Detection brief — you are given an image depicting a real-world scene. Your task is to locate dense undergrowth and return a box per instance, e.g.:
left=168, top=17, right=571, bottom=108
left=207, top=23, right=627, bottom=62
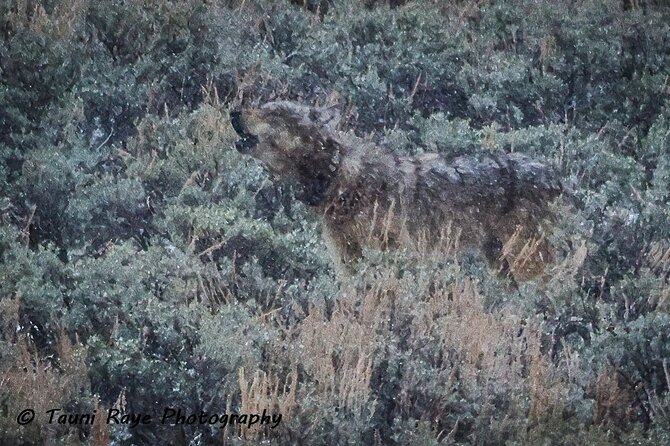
left=1, top=0, right=669, bottom=444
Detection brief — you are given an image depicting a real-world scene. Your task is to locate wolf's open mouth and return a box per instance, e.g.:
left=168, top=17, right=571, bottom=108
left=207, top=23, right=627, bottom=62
left=230, top=111, right=258, bottom=153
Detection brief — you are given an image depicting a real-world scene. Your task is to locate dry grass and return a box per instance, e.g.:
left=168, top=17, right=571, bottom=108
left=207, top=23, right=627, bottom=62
left=401, top=274, right=536, bottom=430
left=294, top=282, right=388, bottom=417
left=237, top=365, right=298, bottom=440
left=259, top=241, right=587, bottom=441
left=0, top=295, right=92, bottom=443
left=5, top=0, right=87, bottom=39
left=258, top=228, right=607, bottom=442
left=647, top=242, right=670, bottom=275
left=91, top=398, right=111, bottom=446
left=647, top=242, right=670, bottom=311
left=527, top=342, right=567, bottom=426
left=593, top=366, right=635, bottom=431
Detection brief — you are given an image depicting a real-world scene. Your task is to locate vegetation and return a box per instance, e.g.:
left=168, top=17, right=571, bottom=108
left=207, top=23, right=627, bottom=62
left=1, top=0, right=669, bottom=444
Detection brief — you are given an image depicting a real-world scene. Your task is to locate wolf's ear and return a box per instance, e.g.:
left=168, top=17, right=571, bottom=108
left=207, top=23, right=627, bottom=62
left=308, top=106, right=341, bottom=132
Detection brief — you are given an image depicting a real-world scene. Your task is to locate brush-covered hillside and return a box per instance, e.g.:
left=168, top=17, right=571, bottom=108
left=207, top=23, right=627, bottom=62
left=1, top=0, right=669, bottom=444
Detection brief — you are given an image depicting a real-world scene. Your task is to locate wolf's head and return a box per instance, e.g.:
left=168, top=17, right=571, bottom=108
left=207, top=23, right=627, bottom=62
left=230, top=101, right=342, bottom=206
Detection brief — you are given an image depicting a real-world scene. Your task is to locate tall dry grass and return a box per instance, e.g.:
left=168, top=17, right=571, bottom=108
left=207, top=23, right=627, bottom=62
left=0, top=294, right=93, bottom=443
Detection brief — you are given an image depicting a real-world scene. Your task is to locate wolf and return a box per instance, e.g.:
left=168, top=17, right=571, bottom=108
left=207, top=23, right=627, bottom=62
left=230, top=101, right=562, bottom=281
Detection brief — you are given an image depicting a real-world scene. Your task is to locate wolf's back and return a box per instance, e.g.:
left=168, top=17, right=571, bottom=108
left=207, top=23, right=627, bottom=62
left=418, top=151, right=562, bottom=218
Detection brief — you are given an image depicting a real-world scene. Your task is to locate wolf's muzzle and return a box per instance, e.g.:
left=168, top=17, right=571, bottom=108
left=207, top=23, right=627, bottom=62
left=230, top=110, right=258, bottom=154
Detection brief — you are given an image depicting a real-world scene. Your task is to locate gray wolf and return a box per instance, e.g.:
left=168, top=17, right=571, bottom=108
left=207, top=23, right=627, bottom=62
left=230, top=101, right=562, bottom=281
